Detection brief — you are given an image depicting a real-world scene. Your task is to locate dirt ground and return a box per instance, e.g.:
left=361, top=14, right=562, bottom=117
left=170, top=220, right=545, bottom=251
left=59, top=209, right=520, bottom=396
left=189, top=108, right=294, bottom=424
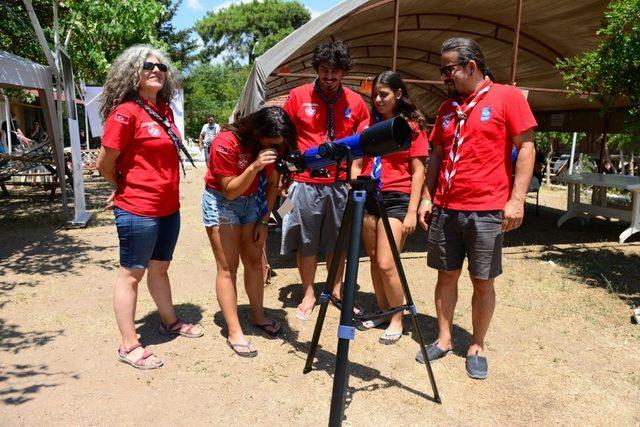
left=1, top=165, right=639, bottom=426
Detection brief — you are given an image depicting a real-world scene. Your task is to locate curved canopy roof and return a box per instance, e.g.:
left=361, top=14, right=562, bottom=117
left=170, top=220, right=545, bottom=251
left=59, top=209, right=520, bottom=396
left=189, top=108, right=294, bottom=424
left=235, top=0, right=615, bottom=130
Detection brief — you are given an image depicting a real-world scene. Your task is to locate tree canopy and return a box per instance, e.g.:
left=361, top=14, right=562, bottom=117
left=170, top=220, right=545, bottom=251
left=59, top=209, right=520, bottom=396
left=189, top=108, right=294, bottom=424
left=557, top=0, right=640, bottom=133
left=195, top=0, right=310, bottom=65
left=182, top=63, right=250, bottom=137
left=0, top=0, right=189, bottom=84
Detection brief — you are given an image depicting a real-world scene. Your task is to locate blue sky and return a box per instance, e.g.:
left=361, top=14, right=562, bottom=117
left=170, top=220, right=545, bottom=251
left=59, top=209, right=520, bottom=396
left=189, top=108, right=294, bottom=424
left=172, top=0, right=342, bottom=31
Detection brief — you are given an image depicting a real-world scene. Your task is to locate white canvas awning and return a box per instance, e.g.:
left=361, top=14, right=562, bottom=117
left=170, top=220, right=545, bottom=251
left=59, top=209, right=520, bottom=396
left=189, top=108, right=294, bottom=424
left=234, top=0, right=623, bottom=131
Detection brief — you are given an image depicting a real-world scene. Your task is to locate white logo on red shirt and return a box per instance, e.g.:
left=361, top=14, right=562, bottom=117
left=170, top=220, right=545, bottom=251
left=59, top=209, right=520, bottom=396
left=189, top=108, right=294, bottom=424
left=216, top=145, right=229, bottom=154
left=237, top=154, right=250, bottom=169
left=303, top=103, right=317, bottom=117
left=442, top=113, right=454, bottom=129
left=147, top=126, right=161, bottom=137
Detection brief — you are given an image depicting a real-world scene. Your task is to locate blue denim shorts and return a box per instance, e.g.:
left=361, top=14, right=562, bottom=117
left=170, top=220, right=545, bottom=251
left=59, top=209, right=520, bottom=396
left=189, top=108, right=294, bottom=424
left=202, top=187, right=259, bottom=227
left=114, top=207, right=181, bottom=269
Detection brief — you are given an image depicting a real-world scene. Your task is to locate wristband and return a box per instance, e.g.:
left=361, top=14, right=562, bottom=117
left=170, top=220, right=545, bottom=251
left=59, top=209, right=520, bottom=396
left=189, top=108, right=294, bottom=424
left=259, top=218, right=270, bottom=226
left=419, top=199, right=432, bottom=207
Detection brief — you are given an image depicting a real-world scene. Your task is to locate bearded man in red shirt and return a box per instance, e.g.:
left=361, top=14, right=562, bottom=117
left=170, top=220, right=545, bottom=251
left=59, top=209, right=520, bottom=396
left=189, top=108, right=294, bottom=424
left=281, top=40, right=370, bottom=321
left=415, top=38, right=537, bottom=380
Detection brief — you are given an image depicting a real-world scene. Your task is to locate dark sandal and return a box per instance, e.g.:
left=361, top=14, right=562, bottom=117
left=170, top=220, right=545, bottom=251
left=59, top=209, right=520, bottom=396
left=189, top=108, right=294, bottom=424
left=250, top=319, right=281, bottom=336
left=379, top=330, right=402, bottom=345
left=117, top=343, right=163, bottom=370
left=159, top=318, right=204, bottom=338
left=226, top=339, right=258, bottom=358
left=329, top=295, right=364, bottom=318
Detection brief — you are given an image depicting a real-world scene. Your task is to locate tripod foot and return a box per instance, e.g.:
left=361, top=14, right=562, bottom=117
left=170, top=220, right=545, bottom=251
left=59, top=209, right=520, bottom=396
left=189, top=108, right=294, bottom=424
left=303, top=366, right=312, bottom=374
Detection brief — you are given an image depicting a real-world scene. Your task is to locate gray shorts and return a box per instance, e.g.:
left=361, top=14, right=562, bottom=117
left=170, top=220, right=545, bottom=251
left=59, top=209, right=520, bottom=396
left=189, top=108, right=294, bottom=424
left=281, top=181, right=348, bottom=256
left=427, top=206, right=504, bottom=280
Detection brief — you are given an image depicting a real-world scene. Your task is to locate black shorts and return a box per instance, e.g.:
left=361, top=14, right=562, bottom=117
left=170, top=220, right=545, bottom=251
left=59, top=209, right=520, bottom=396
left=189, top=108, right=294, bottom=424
left=426, top=206, right=504, bottom=280
left=364, top=191, right=410, bottom=222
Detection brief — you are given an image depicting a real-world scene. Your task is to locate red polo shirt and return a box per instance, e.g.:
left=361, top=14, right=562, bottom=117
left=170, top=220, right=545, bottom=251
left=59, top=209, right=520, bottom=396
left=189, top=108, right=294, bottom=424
left=204, top=130, right=274, bottom=196
left=360, top=119, right=428, bottom=194
left=430, top=82, right=537, bottom=211
left=102, top=99, right=180, bottom=217
left=283, top=83, right=370, bottom=184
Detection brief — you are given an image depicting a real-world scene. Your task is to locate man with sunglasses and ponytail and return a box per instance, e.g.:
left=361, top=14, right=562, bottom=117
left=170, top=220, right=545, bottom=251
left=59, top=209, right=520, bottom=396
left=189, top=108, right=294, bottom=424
left=415, top=38, right=536, bottom=380
left=281, top=40, right=370, bottom=321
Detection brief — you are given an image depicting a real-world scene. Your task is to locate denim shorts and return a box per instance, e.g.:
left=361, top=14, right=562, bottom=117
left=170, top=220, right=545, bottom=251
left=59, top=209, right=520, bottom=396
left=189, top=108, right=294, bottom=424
left=202, top=187, right=259, bottom=227
left=114, top=207, right=180, bottom=269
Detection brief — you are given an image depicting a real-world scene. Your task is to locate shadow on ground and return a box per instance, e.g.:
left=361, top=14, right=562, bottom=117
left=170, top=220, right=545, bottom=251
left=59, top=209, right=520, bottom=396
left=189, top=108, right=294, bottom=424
left=0, top=319, right=78, bottom=406
left=532, top=244, right=640, bottom=309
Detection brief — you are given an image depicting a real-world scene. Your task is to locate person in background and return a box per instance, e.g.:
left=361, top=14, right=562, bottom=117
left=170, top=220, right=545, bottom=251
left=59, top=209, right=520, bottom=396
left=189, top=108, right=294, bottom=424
left=351, top=70, right=428, bottom=344
left=97, top=44, right=204, bottom=370
left=199, top=114, right=220, bottom=164
left=202, top=106, right=296, bottom=357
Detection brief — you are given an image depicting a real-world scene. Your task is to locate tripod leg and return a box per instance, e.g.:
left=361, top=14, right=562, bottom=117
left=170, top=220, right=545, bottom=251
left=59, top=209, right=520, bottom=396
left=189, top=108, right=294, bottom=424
left=304, top=194, right=354, bottom=374
left=375, top=194, right=442, bottom=404
left=329, top=190, right=366, bottom=426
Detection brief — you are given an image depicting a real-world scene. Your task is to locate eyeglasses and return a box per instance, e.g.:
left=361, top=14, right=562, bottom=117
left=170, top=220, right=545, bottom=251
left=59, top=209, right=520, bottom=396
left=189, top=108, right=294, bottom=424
left=439, top=63, right=464, bottom=77
left=142, top=61, right=168, bottom=72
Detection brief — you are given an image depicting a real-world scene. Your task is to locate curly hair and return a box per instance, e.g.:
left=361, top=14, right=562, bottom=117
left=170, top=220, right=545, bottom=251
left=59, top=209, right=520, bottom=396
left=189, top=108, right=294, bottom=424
left=371, top=71, right=426, bottom=131
left=311, top=40, right=353, bottom=72
left=100, top=45, right=180, bottom=121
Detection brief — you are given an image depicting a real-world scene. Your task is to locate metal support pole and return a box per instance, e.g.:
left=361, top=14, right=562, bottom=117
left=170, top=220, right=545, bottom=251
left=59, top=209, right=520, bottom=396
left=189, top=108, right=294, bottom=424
left=569, top=132, right=578, bottom=174
left=391, top=0, right=400, bottom=71
left=3, top=95, right=12, bottom=154
left=509, top=0, right=524, bottom=85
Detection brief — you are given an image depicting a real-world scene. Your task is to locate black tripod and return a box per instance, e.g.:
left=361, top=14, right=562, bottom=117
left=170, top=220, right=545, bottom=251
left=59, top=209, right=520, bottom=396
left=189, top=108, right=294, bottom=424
left=303, top=176, right=441, bottom=426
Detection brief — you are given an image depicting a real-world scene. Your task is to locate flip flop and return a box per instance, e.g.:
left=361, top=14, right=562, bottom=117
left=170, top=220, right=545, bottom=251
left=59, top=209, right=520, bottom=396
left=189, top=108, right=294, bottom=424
left=159, top=318, right=204, bottom=338
left=117, top=343, right=163, bottom=370
left=294, top=306, right=314, bottom=321
left=379, top=330, right=402, bottom=345
left=226, top=339, right=258, bottom=358
left=250, top=319, right=281, bottom=336
left=359, top=317, right=389, bottom=330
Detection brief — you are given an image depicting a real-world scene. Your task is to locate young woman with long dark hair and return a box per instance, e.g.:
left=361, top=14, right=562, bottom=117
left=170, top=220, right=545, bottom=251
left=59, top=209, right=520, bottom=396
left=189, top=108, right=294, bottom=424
left=353, top=70, right=428, bottom=344
left=202, top=106, right=296, bottom=357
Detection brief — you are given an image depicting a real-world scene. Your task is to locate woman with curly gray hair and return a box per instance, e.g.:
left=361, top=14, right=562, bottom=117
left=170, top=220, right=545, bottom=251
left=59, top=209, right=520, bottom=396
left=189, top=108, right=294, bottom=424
left=97, top=44, right=203, bottom=370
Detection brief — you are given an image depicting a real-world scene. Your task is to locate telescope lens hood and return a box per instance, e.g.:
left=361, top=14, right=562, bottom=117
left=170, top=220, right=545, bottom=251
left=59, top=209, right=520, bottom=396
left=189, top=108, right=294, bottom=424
left=360, top=115, right=412, bottom=156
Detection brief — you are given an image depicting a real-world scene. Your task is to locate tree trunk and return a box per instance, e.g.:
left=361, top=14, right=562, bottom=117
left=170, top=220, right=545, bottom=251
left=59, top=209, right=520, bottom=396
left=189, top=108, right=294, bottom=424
left=631, top=150, right=635, bottom=176
left=620, top=148, right=625, bottom=175
left=598, top=113, right=611, bottom=173
left=545, top=147, right=553, bottom=186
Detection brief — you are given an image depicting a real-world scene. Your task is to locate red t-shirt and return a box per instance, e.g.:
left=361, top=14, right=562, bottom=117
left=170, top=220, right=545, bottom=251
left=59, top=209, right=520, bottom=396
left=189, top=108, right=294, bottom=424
left=360, top=119, right=428, bottom=194
left=430, top=82, right=537, bottom=211
left=102, top=99, right=180, bottom=217
left=204, top=130, right=274, bottom=196
left=283, top=83, right=370, bottom=184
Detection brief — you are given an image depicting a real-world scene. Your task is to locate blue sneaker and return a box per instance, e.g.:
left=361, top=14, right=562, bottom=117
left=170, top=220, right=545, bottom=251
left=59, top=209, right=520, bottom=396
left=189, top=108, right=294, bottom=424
left=466, top=352, right=488, bottom=379
left=415, top=340, right=452, bottom=364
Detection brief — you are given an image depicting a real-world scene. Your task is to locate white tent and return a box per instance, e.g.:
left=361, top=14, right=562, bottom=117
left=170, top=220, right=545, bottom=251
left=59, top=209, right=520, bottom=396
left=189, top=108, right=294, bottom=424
left=0, top=49, right=70, bottom=217
left=234, top=0, right=626, bottom=132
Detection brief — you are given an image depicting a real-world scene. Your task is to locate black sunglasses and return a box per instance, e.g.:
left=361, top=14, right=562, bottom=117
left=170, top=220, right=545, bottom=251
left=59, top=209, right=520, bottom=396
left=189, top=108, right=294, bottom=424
left=439, top=62, right=465, bottom=77
left=142, top=61, right=168, bottom=72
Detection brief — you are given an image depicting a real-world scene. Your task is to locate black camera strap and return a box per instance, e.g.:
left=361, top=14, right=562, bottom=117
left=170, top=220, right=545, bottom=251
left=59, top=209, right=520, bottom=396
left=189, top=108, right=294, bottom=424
left=132, top=95, right=195, bottom=176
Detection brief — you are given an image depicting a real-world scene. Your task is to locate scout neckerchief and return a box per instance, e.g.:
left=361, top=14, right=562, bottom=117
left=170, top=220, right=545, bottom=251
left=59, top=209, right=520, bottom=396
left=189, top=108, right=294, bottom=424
left=442, top=77, right=492, bottom=192
left=132, top=95, right=195, bottom=176
left=370, top=114, right=383, bottom=188
left=256, top=170, right=268, bottom=218
left=313, top=79, right=344, bottom=142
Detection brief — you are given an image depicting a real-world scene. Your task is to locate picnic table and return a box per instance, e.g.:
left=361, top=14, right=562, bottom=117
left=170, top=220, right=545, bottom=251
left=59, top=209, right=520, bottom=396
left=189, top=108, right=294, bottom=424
left=555, top=173, right=640, bottom=243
